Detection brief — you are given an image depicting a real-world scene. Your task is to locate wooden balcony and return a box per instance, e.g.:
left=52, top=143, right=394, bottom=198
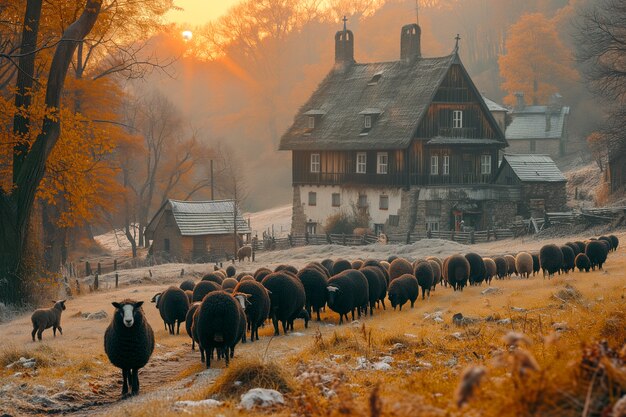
left=293, top=171, right=493, bottom=187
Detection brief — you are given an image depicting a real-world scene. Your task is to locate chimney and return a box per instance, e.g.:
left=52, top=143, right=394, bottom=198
left=545, top=112, right=552, bottom=132
left=514, top=92, right=525, bottom=111
left=335, top=16, right=354, bottom=67
left=400, top=23, right=421, bottom=62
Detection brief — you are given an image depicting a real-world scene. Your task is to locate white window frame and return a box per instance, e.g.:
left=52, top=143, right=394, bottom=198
left=481, top=154, right=492, bottom=175
left=310, top=153, right=320, bottom=173
left=356, top=152, right=367, bottom=174
left=427, top=221, right=440, bottom=232
left=443, top=155, right=450, bottom=176
left=364, top=115, right=372, bottom=129
left=376, top=152, right=388, bottom=174
left=453, top=110, right=463, bottom=128
left=430, top=155, right=439, bottom=175
left=308, top=116, right=315, bottom=129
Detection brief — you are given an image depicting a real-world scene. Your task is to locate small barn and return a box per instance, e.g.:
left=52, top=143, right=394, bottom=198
left=145, top=199, right=252, bottom=263
left=494, top=154, right=567, bottom=218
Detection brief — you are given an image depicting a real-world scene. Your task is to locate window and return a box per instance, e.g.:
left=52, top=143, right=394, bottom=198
left=426, top=201, right=441, bottom=217
left=453, top=110, right=463, bottom=128
left=357, top=194, right=368, bottom=208
left=427, top=221, right=440, bottom=232
left=310, top=153, right=320, bottom=173
left=377, top=152, right=388, bottom=174
left=388, top=215, right=400, bottom=227
left=356, top=152, right=367, bottom=174
left=308, top=192, right=317, bottom=206
left=164, top=238, right=170, bottom=252
left=443, top=155, right=450, bottom=176
left=364, top=115, right=372, bottom=129
left=374, top=224, right=384, bottom=235
left=430, top=155, right=439, bottom=175
left=481, top=154, right=492, bottom=175
left=379, top=195, right=389, bottom=210
left=306, top=223, right=317, bottom=235
left=308, top=116, right=315, bottom=129
left=332, top=193, right=341, bottom=207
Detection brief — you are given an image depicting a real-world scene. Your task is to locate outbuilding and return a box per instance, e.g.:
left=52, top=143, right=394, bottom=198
left=494, top=154, right=567, bottom=218
left=145, top=199, right=251, bottom=263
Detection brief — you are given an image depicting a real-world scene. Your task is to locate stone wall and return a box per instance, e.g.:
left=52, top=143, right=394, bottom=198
left=384, top=187, right=420, bottom=235
left=291, top=186, right=307, bottom=235
left=506, top=138, right=561, bottom=158
left=520, top=182, right=567, bottom=217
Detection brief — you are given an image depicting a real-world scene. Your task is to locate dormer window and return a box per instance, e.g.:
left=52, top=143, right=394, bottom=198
left=308, top=116, right=315, bottom=129
left=364, top=115, right=372, bottom=129
left=303, top=109, right=325, bottom=134
left=359, top=108, right=382, bottom=135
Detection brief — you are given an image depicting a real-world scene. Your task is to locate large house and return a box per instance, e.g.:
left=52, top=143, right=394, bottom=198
left=280, top=22, right=565, bottom=235
left=145, top=199, right=251, bottom=262
left=505, top=93, right=570, bottom=158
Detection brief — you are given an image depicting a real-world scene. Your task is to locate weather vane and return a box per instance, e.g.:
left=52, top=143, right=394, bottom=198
left=454, top=34, right=461, bottom=52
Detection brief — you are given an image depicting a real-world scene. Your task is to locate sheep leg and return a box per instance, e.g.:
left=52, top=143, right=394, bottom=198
left=271, top=315, right=280, bottom=336
left=37, top=328, right=44, bottom=341
left=200, top=347, right=205, bottom=363
left=131, top=368, right=140, bottom=395
left=31, top=327, right=37, bottom=342
left=53, top=327, right=57, bottom=337
left=281, top=320, right=288, bottom=334
left=316, top=309, right=321, bottom=322
left=410, top=300, right=415, bottom=308
left=121, top=368, right=129, bottom=396
left=192, top=339, right=195, bottom=351
left=177, top=321, right=181, bottom=335
left=57, top=325, right=62, bottom=335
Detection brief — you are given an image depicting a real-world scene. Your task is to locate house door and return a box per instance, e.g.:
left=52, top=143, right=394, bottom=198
left=192, top=236, right=208, bottom=261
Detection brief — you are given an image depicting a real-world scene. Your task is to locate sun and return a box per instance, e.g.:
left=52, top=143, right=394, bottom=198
left=182, top=30, right=193, bottom=41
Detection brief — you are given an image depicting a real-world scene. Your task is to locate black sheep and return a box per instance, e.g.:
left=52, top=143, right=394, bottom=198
left=387, top=255, right=398, bottom=263
left=504, top=255, right=516, bottom=277
left=332, top=258, right=352, bottom=275
left=192, top=280, right=221, bottom=302
left=565, top=242, right=580, bottom=257
left=297, top=267, right=328, bottom=321
left=446, top=255, right=470, bottom=291
left=321, top=258, right=334, bottom=274
left=180, top=279, right=196, bottom=291
left=351, top=259, right=364, bottom=269
left=185, top=302, right=201, bottom=350
left=306, top=261, right=331, bottom=278
left=104, top=300, right=154, bottom=396
left=494, top=257, right=508, bottom=279
left=222, top=277, right=239, bottom=293
left=262, top=272, right=306, bottom=335
left=359, top=266, right=383, bottom=315
left=345, top=269, right=370, bottom=317
left=389, top=258, right=413, bottom=282
left=326, top=272, right=358, bottom=324
left=155, top=286, right=189, bottom=335
left=226, top=265, right=236, bottom=277
left=560, top=245, right=575, bottom=273
left=387, top=274, right=419, bottom=310
left=362, top=259, right=390, bottom=285
left=413, top=261, right=434, bottom=299
left=465, top=252, right=486, bottom=286
left=274, top=264, right=299, bottom=274
left=195, top=291, right=244, bottom=368
left=428, top=259, right=442, bottom=289
left=539, top=244, right=564, bottom=277
left=608, top=235, right=619, bottom=252
left=585, top=240, right=608, bottom=270
left=233, top=280, right=270, bottom=341
left=598, top=236, right=613, bottom=252
left=531, top=254, right=540, bottom=276
left=202, top=272, right=224, bottom=285
left=575, top=241, right=587, bottom=253
left=575, top=253, right=591, bottom=272
left=254, top=267, right=272, bottom=282
left=184, top=290, right=193, bottom=304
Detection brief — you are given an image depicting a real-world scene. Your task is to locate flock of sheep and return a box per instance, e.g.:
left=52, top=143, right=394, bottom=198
left=29, top=234, right=619, bottom=396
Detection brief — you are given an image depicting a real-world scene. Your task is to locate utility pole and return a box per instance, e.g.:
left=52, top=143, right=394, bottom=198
left=233, top=190, right=238, bottom=260
left=210, top=159, right=214, bottom=200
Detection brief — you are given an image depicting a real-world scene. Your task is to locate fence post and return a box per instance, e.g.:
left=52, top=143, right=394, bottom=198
left=76, top=279, right=80, bottom=295
left=305, top=231, right=309, bottom=245
left=326, top=233, right=332, bottom=244
left=85, top=261, right=91, bottom=276
left=97, top=262, right=102, bottom=275
left=450, top=231, right=455, bottom=242
left=113, top=259, right=117, bottom=271
left=93, top=273, right=99, bottom=291
left=342, top=233, right=346, bottom=246
left=252, top=243, right=256, bottom=262
left=180, top=268, right=185, bottom=277
left=406, top=231, right=411, bottom=244
left=288, top=234, right=293, bottom=247
left=470, top=231, right=475, bottom=244
left=115, top=273, right=119, bottom=288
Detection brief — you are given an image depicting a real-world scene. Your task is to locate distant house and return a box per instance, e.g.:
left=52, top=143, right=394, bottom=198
left=505, top=93, right=570, bottom=158
left=482, top=95, right=508, bottom=133
left=494, top=154, right=567, bottom=217
left=145, top=200, right=252, bottom=263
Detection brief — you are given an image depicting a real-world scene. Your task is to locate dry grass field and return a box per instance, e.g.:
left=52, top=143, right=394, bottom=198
left=0, top=232, right=624, bottom=417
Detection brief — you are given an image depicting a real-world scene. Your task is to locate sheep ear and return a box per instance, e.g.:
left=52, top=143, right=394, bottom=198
left=112, top=302, right=121, bottom=309
left=134, top=301, right=144, bottom=309
left=60, top=300, right=66, bottom=304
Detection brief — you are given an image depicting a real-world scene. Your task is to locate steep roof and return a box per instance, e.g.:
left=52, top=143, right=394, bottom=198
left=279, top=54, right=459, bottom=151
left=146, top=200, right=252, bottom=237
left=481, top=95, right=508, bottom=112
left=506, top=106, right=570, bottom=140
left=498, top=154, right=566, bottom=183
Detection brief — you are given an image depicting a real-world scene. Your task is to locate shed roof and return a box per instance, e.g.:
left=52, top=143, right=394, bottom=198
left=145, top=199, right=252, bottom=237
left=506, top=106, right=570, bottom=140
left=280, top=54, right=465, bottom=151
left=498, top=154, right=566, bottom=183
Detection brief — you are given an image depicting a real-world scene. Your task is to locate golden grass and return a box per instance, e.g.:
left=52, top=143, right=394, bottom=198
left=0, top=343, right=60, bottom=369
left=208, top=357, right=293, bottom=399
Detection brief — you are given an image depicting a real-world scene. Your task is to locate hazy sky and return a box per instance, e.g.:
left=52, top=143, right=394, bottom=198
left=167, top=0, right=241, bottom=26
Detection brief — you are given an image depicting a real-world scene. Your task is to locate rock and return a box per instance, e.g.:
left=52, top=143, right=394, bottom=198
left=7, top=357, right=36, bottom=369
left=290, top=332, right=305, bottom=337
left=510, top=306, right=527, bottom=312
left=85, top=310, right=108, bottom=320
left=552, top=322, right=568, bottom=331
left=379, top=356, right=394, bottom=364
left=372, top=361, right=392, bottom=371
left=481, top=287, right=501, bottom=295
left=450, top=332, right=463, bottom=340
left=452, top=313, right=479, bottom=326
left=174, top=399, right=223, bottom=409
left=351, top=320, right=361, bottom=327
left=403, top=333, right=417, bottom=338
left=497, top=318, right=512, bottom=325
left=354, top=357, right=370, bottom=370
left=239, top=388, right=284, bottom=410
left=444, top=357, right=458, bottom=368
left=389, top=343, right=406, bottom=354
left=29, top=395, right=57, bottom=408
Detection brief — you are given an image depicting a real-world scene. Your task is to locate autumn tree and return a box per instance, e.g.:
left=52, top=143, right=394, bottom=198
left=575, top=0, right=626, bottom=182
left=586, top=132, right=610, bottom=172
left=0, top=0, right=102, bottom=304
left=499, top=12, right=578, bottom=105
